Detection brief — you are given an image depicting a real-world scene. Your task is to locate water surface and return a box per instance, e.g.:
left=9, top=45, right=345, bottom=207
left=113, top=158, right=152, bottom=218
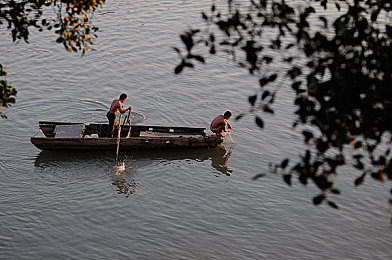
left=1, top=1, right=392, bottom=259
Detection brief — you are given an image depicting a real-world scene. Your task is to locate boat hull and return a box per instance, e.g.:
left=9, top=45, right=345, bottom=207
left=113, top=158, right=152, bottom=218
left=31, top=121, right=223, bottom=150
left=31, top=136, right=223, bottom=150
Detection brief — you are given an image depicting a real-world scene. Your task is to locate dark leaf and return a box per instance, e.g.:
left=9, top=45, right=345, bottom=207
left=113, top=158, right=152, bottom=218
left=220, top=41, right=230, bottom=46
left=327, top=200, right=339, bottom=209
left=367, top=145, right=376, bottom=153
left=303, top=130, right=313, bottom=143
left=210, top=45, right=216, bottom=54
left=313, top=194, right=326, bottom=205
left=261, top=91, right=270, bottom=100
left=371, top=171, right=382, bottom=181
left=174, top=63, right=184, bottom=74
left=248, top=95, right=257, bottom=106
left=209, top=34, right=215, bottom=42
left=180, top=34, right=194, bottom=51
left=316, top=139, right=329, bottom=153
left=355, top=173, right=366, bottom=186
left=371, top=10, right=379, bottom=22
left=379, top=156, right=386, bottom=165
left=354, top=141, right=362, bottom=149
left=287, top=67, right=302, bottom=79
left=299, top=174, right=308, bottom=185
left=330, top=188, right=340, bottom=194
left=190, top=55, right=205, bottom=63
left=259, top=77, right=269, bottom=87
left=286, top=44, right=294, bottom=49
left=263, top=56, right=273, bottom=63
left=319, top=16, right=327, bottom=28
left=252, top=173, right=266, bottom=181
left=281, top=159, right=289, bottom=169
left=235, top=113, right=245, bottom=121
left=292, top=81, right=302, bottom=90
left=268, top=74, right=277, bottom=82
left=306, top=6, right=316, bottom=14
left=354, top=159, right=364, bottom=170
left=191, top=29, right=200, bottom=34
left=173, top=47, right=181, bottom=54
left=255, top=116, right=264, bottom=128
left=321, top=0, right=327, bottom=9
left=263, top=106, right=274, bottom=114
left=386, top=25, right=392, bottom=38
left=283, top=174, right=292, bottom=186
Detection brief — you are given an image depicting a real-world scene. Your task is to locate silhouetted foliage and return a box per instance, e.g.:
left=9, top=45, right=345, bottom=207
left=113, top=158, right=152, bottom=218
left=0, top=0, right=105, bottom=117
left=0, top=64, right=16, bottom=118
left=175, top=0, right=392, bottom=208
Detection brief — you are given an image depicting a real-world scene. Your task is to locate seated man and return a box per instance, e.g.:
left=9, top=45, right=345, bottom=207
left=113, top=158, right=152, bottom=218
left=210, top=111, right=232, bottom=137
left=106, top=93, right=132, bottom=137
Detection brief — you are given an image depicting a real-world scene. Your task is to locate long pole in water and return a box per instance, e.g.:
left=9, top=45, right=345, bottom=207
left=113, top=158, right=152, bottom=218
left=115, top=113, right=123, bottom=165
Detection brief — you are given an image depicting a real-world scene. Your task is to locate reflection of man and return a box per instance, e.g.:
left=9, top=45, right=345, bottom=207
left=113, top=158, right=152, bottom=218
left=107, top=93, right=132, bottom=137
left=211, top=146, right=233, bottom=176
left=210, top=111, right=232, bottom=137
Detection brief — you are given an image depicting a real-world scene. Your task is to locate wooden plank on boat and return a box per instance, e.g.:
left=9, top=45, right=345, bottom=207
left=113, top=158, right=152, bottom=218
left=54, top=124, right=86, bottom=138
left=39, top=121, right=84, bottom=137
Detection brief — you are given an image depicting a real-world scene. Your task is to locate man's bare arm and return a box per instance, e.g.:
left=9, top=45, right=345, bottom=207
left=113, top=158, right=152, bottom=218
left=119, top=104, right=133, bottom=114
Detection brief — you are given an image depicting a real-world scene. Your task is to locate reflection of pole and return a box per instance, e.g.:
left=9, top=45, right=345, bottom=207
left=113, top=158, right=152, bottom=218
left=115, top=113, right=123, bottom=165
left=112, top=177, right=137, bottom=198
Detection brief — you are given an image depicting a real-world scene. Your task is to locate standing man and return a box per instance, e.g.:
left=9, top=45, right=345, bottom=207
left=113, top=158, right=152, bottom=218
left=107, top=93, right=132, bottom=137
left=210, top=111, right=232, bottom=137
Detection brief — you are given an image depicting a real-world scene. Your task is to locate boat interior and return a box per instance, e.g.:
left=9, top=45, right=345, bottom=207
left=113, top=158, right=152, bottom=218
left=38, top=121, right=207, bottom=138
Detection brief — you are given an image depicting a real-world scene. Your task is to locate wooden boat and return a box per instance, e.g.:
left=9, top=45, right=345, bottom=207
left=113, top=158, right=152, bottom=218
left=31, top=121, right=223, bottom=150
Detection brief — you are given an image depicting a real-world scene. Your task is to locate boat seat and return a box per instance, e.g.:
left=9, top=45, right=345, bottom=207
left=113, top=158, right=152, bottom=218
left=54, top=124, right=86, bottom=138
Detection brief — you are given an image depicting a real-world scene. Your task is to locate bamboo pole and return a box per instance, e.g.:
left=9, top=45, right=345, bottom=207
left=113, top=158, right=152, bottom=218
left=115, top=113, right=122, bottom=165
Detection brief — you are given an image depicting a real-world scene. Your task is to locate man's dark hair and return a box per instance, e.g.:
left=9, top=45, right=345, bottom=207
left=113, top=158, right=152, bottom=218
left=224, top=111, right=232, bottom=118
left=119, top=93, right=127, bottom=101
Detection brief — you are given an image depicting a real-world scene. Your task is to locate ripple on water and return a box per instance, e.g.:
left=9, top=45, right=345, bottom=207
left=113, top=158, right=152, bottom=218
left=0, top=151, right=11, bottom=172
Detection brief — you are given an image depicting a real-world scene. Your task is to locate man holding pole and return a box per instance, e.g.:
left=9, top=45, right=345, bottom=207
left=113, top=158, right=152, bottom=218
left=107, top=93, right=132, bottom=137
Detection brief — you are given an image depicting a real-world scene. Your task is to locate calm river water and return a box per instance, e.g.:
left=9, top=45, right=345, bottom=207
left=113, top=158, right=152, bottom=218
left=1, top=1, right=392, bottom=259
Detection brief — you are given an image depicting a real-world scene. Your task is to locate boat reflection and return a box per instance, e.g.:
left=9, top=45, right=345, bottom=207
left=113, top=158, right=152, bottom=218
left=34, top=146, right=233, bottom=197
left=34, top=146, right=233, bottom=174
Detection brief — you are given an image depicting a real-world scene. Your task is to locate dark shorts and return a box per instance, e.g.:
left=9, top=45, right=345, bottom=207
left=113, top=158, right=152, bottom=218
left=107, top=112, right=116, bottom=137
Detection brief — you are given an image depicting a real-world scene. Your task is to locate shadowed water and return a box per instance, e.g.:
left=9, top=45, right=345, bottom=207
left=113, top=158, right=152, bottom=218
left=1, top=1, right=392, bottom=259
